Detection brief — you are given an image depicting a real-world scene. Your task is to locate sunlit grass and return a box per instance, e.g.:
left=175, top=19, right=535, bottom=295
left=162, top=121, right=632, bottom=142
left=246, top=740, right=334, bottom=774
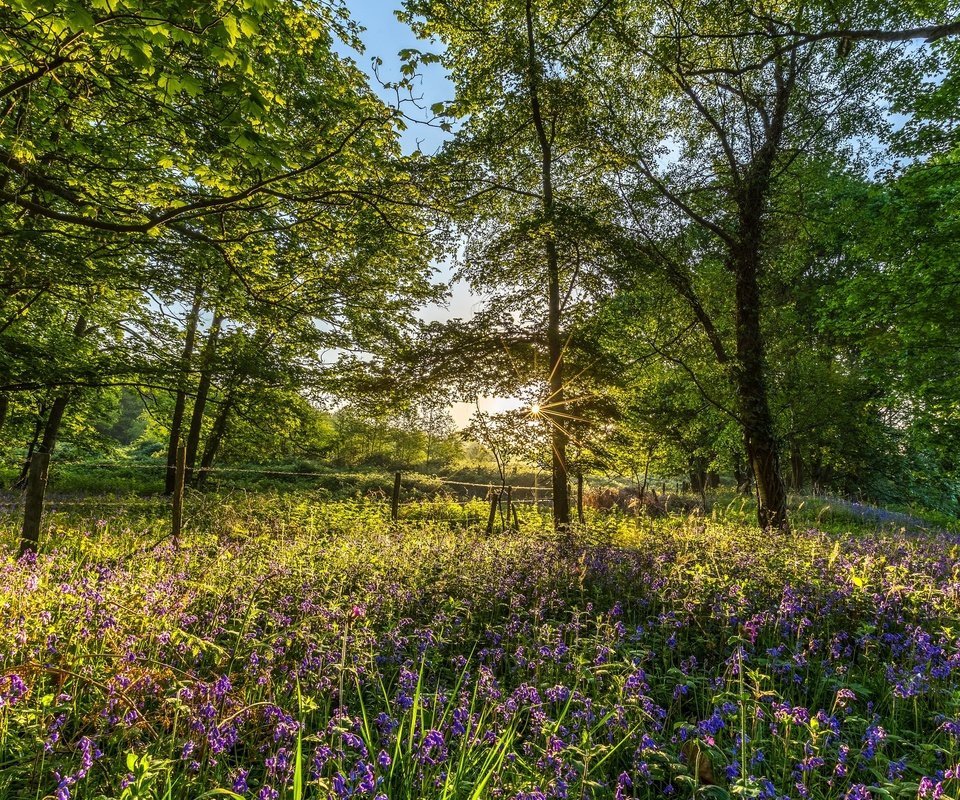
left=0, top=494, right=958, bottom=799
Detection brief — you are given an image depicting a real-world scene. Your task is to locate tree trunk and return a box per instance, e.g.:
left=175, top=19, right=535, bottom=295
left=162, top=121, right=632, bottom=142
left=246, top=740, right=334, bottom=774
left=165, top=291, right=203, bottom=494
left=809, top=451, right=825, bottom=494
left=576, top=473, right=584, bottom=524
left=546, top=246, right=571, bottom=528
left=689, top=469, right=704, bottom=494
left=639, top=444, right=653, bottom=501
left=40, top=314, right=88, bottom=459
left=19, top=451, right=50, bottom=557
left=171, top=443, right=186, bottom=546
left=14, top=316, right=87, bottom=488
left=196, top=392, right=237, bottom=488
left=732, top=449, right=751, bottom=495
left=526, top=0, right=569, bottom=528
left=729, top=64, right=794, bottom=530
left=14, top=385, right=72, bottom=490
left=732, top=254, right=788, bottom=530
left=184, top=311, right=224, bottom=482
left=789, top=444, right=804, bottom=492
left=37, top=392, right=71, bottom=456
left=0, top=395, right=8, bottom=435
left=14, top=313, right=88, bottom=555
left=13, top=410, right=44, bottom=489
left=689, top=456, right=708, bottom=494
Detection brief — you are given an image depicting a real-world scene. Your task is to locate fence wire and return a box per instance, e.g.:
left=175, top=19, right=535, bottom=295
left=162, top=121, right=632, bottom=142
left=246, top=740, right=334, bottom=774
left=6, top=461, right=556, bottom=496
left=0, top=460, right=566, bottom=528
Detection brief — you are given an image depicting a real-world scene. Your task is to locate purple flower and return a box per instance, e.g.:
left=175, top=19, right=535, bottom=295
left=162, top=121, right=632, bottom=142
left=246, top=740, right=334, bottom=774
left=213, top=674, right=232, bottom=700
left=940, top=719, right=960, bottom=738
left=417, top=728, right=448, bottom=766
left=862, top=721, right=887, bottom=760
left=888, top=759, right=907, bottom=780
left=232, top=769, right=249, bottom=793
left=0, top=674, right=28, bottom=708
left=354, top=761, right=376, bottom=794
left=332, top=773, right=349, bottom=798
left=758, top=779, right=779, bottom=800
left=698, top=709, right=725, bottom=736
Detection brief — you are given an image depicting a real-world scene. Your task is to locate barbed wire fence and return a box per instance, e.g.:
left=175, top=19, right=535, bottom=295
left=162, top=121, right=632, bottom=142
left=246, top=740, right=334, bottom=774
left=2, top=458, right=588, bottom=545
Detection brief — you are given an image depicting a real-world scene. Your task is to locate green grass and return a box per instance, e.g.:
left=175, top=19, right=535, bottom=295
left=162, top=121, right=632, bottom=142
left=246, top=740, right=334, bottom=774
left=0, top=492, right=958, bottom=799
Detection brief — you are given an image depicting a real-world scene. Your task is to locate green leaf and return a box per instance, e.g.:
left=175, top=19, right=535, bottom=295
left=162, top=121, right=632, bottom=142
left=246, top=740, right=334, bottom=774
left=68, top=7, right=95, bottom=30
left=221, top=15, right=240, bottom=44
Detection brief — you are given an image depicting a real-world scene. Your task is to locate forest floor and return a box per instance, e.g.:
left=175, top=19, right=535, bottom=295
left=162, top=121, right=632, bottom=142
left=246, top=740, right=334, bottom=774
left=816, top=496, right=950, bottom=533
left=0, top=491, right=957, bottom=800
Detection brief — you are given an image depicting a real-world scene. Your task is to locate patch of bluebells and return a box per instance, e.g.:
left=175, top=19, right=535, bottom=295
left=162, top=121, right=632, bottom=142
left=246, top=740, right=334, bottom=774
left=0, top=498, right=959, bottom=798
left=51, top=736, right=101, bottom=800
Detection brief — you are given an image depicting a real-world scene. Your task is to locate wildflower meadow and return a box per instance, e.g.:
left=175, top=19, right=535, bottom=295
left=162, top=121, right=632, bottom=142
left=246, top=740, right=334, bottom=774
left=0, top=494, right=958, bottom=800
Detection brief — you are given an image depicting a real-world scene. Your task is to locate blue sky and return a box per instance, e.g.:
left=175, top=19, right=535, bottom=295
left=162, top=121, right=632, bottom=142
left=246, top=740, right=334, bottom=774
left=344, top=1, right=452, bottom=156
left=345, top=1, right=487, bottom=322
left=343, top=2, right=476, bottom=321
left=343, top=3, right=519, bottom=424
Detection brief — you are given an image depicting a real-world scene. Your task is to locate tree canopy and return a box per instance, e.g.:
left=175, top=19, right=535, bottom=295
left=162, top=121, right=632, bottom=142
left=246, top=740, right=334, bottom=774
left=2, top=0, right=959, bottom=539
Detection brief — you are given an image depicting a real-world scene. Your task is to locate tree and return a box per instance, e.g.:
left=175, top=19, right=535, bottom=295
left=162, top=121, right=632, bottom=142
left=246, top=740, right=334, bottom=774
left=401, top=0, right=620, bottom=528
left=0, top=0, right=395, bottom=235
left=2, top=0, right=444, bottom=552
left=587, top=0, right=949, bottom=528
left=0, top=238, right=145, bottom=484
left=410, top=402, right=459, bottom=471
left=816, top=85, right=960, bottom=510
left=463, top=407, right=548, bottom=488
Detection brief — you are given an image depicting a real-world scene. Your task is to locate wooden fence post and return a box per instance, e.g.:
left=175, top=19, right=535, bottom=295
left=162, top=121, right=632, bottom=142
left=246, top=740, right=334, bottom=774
left=172, top=444, right=186, bottom=547
left=391, top=471, right=401, bottom=521
left=504, top=486, right=513, bottom=530
left=485, top=490, right=499, bottom=536
left=19, top=452, right=50, bottom=558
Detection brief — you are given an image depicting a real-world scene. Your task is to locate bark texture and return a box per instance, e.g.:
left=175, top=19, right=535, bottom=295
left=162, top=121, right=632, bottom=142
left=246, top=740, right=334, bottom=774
left=184, top=311, right=224, bottom=483
left=165, top=291, right=203, bottom=494
left=526, top=0, right=570, bottom=527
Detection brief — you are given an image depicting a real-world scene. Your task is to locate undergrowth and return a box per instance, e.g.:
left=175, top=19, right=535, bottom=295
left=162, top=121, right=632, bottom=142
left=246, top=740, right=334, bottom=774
left=0, top=495, right=958, bottom=799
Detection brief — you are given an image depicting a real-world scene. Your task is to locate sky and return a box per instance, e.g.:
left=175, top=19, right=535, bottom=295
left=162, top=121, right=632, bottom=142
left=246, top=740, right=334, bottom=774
left=343, top=1, right=451, bottom=155
left=342, top=2, right=524, bottom=426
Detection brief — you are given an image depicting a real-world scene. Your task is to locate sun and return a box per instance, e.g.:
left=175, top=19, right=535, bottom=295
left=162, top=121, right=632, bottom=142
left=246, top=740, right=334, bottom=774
left=530, top=403, right=541, bottom=415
